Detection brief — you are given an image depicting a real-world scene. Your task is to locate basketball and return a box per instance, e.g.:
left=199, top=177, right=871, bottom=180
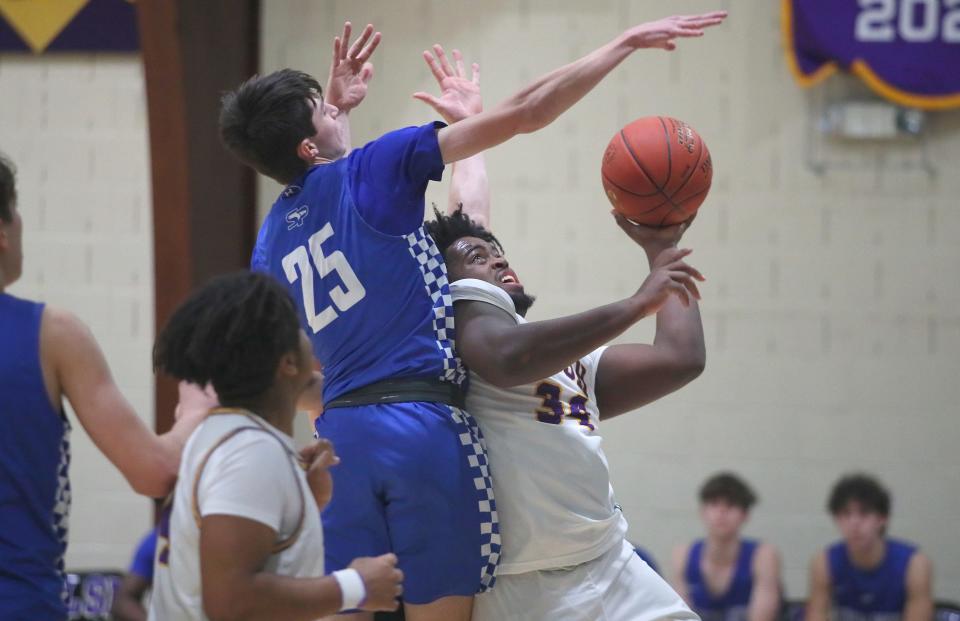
left=601, top=116, right=713, bottom=226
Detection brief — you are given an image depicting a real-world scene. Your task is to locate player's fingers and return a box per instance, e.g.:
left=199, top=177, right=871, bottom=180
left=452, top=49, right=465, bottom=77
left=412, top=92, right=442, bottom=109
left=674, top=27, right=705, bottom=38
left=472, top=62, right=480, bottom=85
left=433, top=44, right=455, bottom=76
left=380, top=553, right=399, bottom=566
left=670, top=272, right=702, bottom=300
left=669, top=281, right=691, bottom=307
left=332, top=36, right=341, bottom=65
left=422, top=51, right=447, bottom=83
left=357, top=31, right=381, bottom=63
left=394, top=568, right=404, bottom=583
left=667, top=260, right=705, bottom=282
left=340, top=22, right=352, bottom=59
left=348, top=23, right=373, bottom=58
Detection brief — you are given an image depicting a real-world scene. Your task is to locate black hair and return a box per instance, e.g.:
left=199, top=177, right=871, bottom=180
left=828, top=473, right=891, bottom=517
left=699, top=472, right=757, bottom=510
left=0, top=153, right=16, bottom=223
left=219, top=69, right=322, bottom=184
left=153, top=271, right=302, bottom=405
left=424, top=206, right=504, bottom=260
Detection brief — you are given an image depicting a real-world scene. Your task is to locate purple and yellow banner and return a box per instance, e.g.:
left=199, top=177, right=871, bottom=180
left=783, top=0, right=960, bottom=110
left=0, top=0, right=137, bottom=53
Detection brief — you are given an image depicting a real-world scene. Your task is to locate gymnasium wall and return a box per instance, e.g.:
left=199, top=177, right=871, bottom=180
left=0, top=55, right=154, bottom=569
left=261, top=0, right=960, bottom=600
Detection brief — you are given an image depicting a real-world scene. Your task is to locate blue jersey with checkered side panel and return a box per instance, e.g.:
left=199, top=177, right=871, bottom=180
left=0, top=294, right=72, bottom=620
left=250, top=122, right=500, bottom=605
left=251, top=121, right=463, bottom=402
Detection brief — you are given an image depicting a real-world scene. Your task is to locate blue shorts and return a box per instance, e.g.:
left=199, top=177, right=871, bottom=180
left=315, top=402, right=500, bottom=604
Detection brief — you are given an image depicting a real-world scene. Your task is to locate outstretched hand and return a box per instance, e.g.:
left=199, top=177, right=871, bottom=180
left=413, top=45, right=482, bottom=124
left=623, top=12, right=727, bottom=51
left=612, top=210, right=695, bottom=260
left=326, top=22, right=381, bottom=112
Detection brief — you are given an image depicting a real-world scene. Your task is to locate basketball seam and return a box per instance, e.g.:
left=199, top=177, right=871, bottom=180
left=602, top=172, right=663, bottom=198
left=657, top=116, right=673, bottom=191
left=619, top=129, right=679, bottom=211
left=657, top=185, right=711, bottom=227
left=658, top=137, right=708, bottom=226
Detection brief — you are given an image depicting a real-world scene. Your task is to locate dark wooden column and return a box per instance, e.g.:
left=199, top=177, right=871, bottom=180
left=137, top=0, right=259, bottom=435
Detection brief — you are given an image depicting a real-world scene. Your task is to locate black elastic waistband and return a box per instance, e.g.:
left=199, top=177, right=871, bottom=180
left=324, top=377, right=465, bottom=410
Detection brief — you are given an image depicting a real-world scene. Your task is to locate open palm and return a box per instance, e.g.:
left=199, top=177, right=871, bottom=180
left=413, top=45, right=482, bottom=124
left=326, top=22, right=381, bottom=112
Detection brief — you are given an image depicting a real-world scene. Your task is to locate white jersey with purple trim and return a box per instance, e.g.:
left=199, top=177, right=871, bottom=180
left=450, top=278, right=627, bottom=575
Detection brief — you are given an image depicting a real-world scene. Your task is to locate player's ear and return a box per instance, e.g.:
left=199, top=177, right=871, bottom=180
left=277, top=350, right=301, bottom=379
left=296, top=139, right=317, bottom=164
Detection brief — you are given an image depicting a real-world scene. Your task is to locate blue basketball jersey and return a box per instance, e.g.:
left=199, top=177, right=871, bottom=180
left=685, top=538, right=759, bottom=621
left=251, top=123, right=465, bottom=402
left=0, top=293, right=72, bottom=620
left=827, top=538, right=916, bottom=620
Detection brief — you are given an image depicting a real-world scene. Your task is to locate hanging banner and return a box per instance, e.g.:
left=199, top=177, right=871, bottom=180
left=0, top=0, right=138, bottom=53
left=782, top=0, right=960, bottom=110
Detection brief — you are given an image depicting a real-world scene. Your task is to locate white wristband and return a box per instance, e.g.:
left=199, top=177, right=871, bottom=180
left=333, top=568, right=367, bottom=611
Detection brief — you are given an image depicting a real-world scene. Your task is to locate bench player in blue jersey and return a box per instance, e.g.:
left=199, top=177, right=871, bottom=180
left=671, top=473, right=781, bottom=621
left=0, top=155, right=214, bottom=620
left=806, top=474, right=933, bottom=621
left=219, top=14, right=726, bottom=621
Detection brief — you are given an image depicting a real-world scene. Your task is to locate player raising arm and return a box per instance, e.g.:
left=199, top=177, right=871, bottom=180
left=220, top=13, right=724, bottom=621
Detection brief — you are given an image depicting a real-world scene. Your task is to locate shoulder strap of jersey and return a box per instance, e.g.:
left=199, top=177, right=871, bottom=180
left=190, top=410, right=306, bottom=554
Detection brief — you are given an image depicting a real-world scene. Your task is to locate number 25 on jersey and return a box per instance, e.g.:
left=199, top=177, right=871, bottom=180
left=282, top=223, right=366, bottom=333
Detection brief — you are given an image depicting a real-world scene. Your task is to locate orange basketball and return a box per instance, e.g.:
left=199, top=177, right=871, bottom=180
left=601, top=116, right=713, bottom=227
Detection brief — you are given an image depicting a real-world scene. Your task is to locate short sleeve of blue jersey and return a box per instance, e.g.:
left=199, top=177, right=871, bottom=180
left=347, top=121, right=446, bottom=236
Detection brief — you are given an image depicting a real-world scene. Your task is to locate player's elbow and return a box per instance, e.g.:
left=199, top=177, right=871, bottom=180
left=499, top=92, right=547, bottom=135
left=128, top=455, right=178, bottom=498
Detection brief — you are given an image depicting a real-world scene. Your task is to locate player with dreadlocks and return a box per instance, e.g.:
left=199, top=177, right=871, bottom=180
left=149, top=271, right=402, bottom=620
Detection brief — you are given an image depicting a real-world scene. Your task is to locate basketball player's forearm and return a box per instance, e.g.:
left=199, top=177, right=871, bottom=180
left=449, top=153, right=489, bottom=227
left=506, top=35, right=634, bottom=135
left=482, top=297, right=646, bottom=386
left=652, top=296, right=705, bottom=366
left=207, top=574, right=343, bottom=621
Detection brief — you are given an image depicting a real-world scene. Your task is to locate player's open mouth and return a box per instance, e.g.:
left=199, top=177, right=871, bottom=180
left=498, top=269, right=521, bottom=286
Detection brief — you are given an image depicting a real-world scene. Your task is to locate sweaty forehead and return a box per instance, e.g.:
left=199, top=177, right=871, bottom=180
left=451, top=236, right=491, bottom=258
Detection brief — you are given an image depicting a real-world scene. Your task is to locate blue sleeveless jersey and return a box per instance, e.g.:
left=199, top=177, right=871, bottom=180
left=685, top=538, right=758, bottom=621
left=828, top=538, right=916, bottom=620
left=251, top=123, right=465, bottom=402
left=0, top=293, right=72, bottom=620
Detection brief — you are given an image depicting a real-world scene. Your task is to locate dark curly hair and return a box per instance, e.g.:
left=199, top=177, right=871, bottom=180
left=424, top=206, right=504, bottom=260
left=219, top=69, right=322, bottom=184
left=828, top=473, right=891, bottom=517
left=699, top=472, right=757, bottom=510
left=0, top=153, right=16, bottom=223
left=153, top=271, right=302, bottom=405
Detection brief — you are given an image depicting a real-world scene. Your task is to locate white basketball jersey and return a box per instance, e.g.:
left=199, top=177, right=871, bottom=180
left=450, top=279, right=627, bottom=575
left=149, top=413, right=324, bottom=621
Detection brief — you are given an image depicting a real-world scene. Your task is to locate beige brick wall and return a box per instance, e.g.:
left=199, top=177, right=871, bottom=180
left=0, top=54, right=154, bottom=570
left=262, top=0, right=960, bottom=600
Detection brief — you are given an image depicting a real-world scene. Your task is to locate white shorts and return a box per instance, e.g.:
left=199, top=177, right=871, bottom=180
left=473, top=539, right=699, bottom=621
